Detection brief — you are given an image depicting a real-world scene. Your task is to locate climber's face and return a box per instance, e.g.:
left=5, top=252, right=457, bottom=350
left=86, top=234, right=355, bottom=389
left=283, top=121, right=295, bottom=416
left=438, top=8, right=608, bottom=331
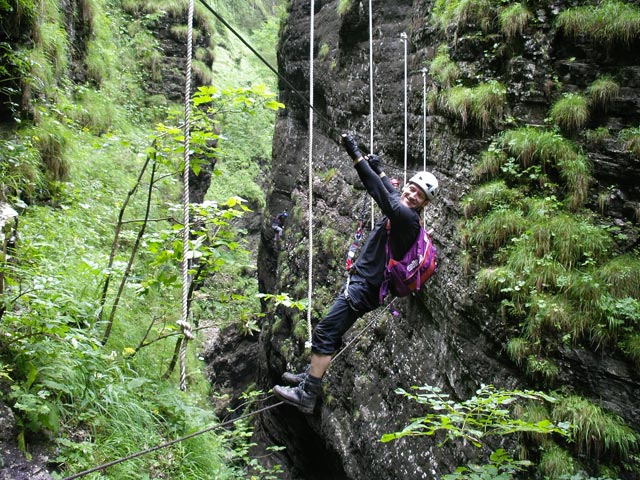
left=400, top=182, right=428, bottom=211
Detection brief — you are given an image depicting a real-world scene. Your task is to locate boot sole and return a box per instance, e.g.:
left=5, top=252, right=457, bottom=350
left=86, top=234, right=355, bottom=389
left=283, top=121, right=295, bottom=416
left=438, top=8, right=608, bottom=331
left=273, top=389, right=315, bottom=415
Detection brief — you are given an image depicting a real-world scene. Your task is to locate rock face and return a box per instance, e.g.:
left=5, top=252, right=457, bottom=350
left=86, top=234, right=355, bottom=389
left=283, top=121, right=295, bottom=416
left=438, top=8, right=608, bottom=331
left=251, top=0, right=640, bottom=478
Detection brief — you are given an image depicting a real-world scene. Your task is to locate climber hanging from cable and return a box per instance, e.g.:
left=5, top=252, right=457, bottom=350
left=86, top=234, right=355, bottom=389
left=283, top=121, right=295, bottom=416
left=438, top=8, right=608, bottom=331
left=273, top=133, right=439, bottom=414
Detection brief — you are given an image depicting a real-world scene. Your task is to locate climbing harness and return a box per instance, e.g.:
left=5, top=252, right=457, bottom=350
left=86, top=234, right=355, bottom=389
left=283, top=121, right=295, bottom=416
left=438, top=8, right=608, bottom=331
left=345, top=194, right=370, bottom=271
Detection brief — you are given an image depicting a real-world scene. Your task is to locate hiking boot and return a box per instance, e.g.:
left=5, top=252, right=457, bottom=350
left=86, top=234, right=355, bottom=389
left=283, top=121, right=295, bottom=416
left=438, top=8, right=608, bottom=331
left=273, top=376, right=321, bottom=415
left=281, top=365, right=309, bottom=386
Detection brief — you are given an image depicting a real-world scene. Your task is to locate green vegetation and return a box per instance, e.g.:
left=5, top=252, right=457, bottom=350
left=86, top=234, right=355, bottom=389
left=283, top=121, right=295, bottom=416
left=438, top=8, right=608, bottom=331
left=429, top=45, right=460, bottom=88
left=548, top=92, right=589, bottom=133
left=337, top=0, right=353, bottom=17
left=587, top=76, right=620, bottom=111
left=0, top=0, right=288, bottom=478
left=439, top=80, right=506, bottom=131
left=385, top=385, right=639, bottom=478
left=556, top=0, right=640, bottom=49
left=319, top=43, right=330, bottom=59
left=461, top=123, right=640, bottom=375
left=432, top=0, right=494, bottom=34
left=383, top=384, right=570, bottom=477
left=499, top=2, right=532, bottom=39
left=619, top=126, right=640, bottom=158
left=552, top=396, right=638, bottom=462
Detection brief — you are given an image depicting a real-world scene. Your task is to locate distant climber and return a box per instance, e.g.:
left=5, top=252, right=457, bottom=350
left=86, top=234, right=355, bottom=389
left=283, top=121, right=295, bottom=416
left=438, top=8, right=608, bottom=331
left=273, top=133, right=439, bottom=414
left=272, top=209, right=288, bottom=243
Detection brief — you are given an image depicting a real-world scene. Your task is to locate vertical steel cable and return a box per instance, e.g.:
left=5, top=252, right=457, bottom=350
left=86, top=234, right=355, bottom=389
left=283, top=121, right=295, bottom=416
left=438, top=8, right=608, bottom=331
left=178, top=0, right=195, bottom=391
left=401, top=32, right=408, bottom=185
left=306, top=0, right=315, bottom=349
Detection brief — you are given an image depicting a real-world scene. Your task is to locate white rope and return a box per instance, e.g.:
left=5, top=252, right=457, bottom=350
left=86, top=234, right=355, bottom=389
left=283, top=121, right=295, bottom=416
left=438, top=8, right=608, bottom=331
left=401, top=32, right=408, bottom=185
left=305, top=0, right=315, bottom=349
left=368, top=0, right=375, bottom=229
left=422, top=67, right=427, bottom=171
left=178, top=0, right=195, bottom=392
left=422, top=68, right=427, bottom=226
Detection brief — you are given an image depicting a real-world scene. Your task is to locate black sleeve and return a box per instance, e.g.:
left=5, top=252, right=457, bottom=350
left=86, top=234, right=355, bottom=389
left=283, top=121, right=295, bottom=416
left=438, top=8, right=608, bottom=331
left=381, top=175, right=397, bottom=194
left=354, top=161, right=412, bottom=225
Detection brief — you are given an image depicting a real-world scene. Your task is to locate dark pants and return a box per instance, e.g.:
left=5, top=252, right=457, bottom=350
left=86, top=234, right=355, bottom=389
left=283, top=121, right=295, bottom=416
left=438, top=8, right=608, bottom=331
left=311, top=273, right=380, bottom=355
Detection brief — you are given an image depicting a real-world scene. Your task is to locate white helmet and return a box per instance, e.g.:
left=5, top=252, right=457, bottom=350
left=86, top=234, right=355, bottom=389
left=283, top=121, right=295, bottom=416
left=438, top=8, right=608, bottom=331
left=409, top=171, right=439, bottom=200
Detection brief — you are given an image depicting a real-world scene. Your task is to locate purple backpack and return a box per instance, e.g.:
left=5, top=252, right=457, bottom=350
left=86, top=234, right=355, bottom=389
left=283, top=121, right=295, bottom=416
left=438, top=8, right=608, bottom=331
left=379, top=223, right=437, bottom=302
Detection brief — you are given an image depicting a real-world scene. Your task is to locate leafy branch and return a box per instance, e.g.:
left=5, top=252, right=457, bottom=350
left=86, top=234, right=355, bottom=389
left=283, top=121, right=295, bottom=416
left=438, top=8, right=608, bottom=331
left=381, top=384, right=570, bottom=447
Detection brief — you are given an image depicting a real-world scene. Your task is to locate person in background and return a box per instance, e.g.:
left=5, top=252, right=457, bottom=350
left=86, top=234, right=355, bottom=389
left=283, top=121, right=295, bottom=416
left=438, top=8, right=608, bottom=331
left=273, top=134, right=439, bottom=414
left=272, top=209, right=288, bottom=243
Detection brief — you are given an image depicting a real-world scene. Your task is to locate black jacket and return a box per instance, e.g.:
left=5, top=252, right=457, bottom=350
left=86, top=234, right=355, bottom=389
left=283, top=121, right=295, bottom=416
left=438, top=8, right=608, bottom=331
left=352, top=160, right=422, bottom=287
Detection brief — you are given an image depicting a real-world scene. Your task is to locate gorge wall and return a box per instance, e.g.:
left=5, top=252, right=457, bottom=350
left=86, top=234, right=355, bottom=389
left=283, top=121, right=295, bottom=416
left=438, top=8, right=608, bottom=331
left=244, top=0, right=640, bottom=478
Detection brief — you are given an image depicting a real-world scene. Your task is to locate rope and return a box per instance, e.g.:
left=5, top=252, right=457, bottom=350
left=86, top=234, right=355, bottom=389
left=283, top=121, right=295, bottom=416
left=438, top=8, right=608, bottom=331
left=422, top=68, right=428, bottom=225
left=61, top=400, right=284, bottom=480
left=305, top=0, right=315, bottom=349
left=368, top=0, right=375, bottom=230
left=401, top=32, right=408, bottom=185
left=176, top=0, right=195, bottom=392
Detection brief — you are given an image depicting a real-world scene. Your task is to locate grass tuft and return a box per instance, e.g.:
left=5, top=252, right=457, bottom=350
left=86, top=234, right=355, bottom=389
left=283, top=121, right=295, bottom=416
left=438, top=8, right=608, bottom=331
left=462, top=180, right=520, bottom=218
left=556, top=0, right=640, bottom=49
left=440, top=81, right=506, bottom=131
left=499, top=2, right=532, bottom=39
left=432, top=0, right=494, bottom=33
left=538, top=443, right=575, bottom=478
left=548, top=93, right=589, bottom=133
left=472, top=148, right=507, bottom=181
left=586, top=76, right=620, bottom=112
left=429, top=45, right=459, bottom=87
left=552, top=395, right=639, bottom=461
left=618, top=126, right=640, bottom=158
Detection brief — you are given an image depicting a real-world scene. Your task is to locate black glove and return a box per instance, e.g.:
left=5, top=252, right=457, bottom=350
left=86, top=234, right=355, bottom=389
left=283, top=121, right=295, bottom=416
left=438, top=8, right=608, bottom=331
left=341, top=134, right=362, bottom=161
left=366, top=154, right=383, bottom=174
